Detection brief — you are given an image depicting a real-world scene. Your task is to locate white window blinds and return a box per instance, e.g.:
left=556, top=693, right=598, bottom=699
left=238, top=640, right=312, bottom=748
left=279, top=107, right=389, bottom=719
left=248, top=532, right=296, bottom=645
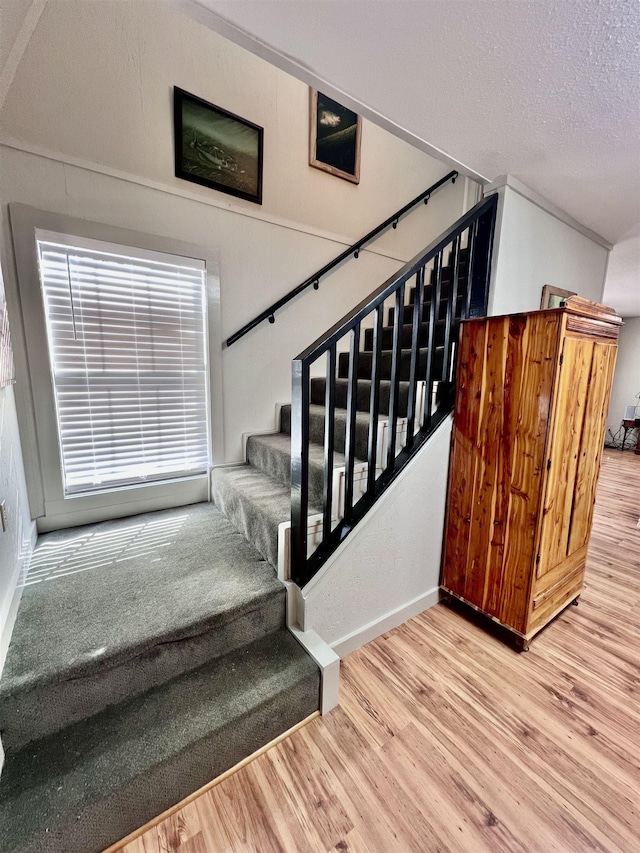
left=36, top=236, right=210, bottom=496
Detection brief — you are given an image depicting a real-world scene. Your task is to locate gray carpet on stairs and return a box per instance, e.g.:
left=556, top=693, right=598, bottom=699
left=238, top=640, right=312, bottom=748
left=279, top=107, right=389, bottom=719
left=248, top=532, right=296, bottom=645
left=0, top=630, right=319, bottom=853
left=0, top=504, right=285, bottom=748
left=0, top=503, right=320, bottom=853
left=211, top=466, right=295, bottom=569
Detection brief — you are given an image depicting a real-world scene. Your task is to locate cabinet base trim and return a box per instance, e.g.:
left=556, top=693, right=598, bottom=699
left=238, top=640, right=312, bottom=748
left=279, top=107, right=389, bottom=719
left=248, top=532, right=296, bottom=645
left=440, top=585, right=584, bottom=647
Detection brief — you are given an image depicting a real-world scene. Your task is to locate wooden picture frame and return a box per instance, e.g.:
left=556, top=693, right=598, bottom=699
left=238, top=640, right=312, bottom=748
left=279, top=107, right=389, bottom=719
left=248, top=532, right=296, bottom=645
left=309, top=89, right=361, bottom=184
left=174, top=87, right=263, bottom=205
left=541, top=284, right=576, bottom=309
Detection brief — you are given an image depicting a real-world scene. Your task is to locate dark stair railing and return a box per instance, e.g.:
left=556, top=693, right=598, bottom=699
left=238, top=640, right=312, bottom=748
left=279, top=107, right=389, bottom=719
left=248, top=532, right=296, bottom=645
left=226, top=170, right=459, bottom=347
left=290, top=193, right=498, bottom=586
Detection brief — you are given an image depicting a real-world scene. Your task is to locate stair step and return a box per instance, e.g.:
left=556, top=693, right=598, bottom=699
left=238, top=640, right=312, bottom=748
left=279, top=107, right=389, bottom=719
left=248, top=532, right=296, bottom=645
left=429, top=260, right=468, bottom=285
left=247, top=432, right=358, bottom=510
left=388, top=293, right=464, bottom=326
left=364, top=319, right=451, bottom=351
left=0, top=504, right=284, bottom=750
left=212, top=466, right=310, bottom=569
left=311, top=377, right=411, bottom=417
left=409, top=276, right=467, bottom=305
left=337, top=346, right=444, bottom=381
left=281, top=403, right=381, bottom=462
left=0, top=630, right=319, bottom=853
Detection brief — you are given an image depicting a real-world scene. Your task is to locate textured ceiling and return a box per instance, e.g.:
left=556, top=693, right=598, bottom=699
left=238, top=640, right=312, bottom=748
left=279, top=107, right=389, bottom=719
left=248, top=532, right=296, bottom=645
left=190, top=0, right=640, bottom=250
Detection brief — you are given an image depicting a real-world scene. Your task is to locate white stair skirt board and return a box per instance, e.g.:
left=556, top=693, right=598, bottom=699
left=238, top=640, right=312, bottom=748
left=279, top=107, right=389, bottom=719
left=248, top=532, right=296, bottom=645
left=241, top=402, right=289, bottom=462
left=278, top=513, right=324, bottom=581
left=277, top=385, right=427, bottom=582
left=287, top=621, right=340, bottom=715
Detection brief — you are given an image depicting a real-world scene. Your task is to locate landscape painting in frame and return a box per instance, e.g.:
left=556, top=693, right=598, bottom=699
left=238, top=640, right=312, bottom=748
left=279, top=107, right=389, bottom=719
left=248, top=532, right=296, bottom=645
left=310, top=89, right=362, bottom=184
left=0, top=277, right=15, bottom=387
left=174, top=87, right=263, bottom=204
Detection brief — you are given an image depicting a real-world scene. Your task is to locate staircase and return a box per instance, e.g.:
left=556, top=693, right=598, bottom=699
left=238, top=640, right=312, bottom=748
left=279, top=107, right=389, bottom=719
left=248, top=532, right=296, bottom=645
left=0, top=179, right=497, bottom=853
left=213, top=246, right=471, bottom=579
left=0, top=504, right=320, bottom=853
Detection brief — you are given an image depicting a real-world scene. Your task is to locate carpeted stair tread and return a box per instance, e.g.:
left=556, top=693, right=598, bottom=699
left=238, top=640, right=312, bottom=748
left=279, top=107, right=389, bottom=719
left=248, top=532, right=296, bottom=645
left=247, top=432, right=356, bottom=509
left=363, top=319, right=450, bottom=351
left=337, top=346, right=444, bottom=381
left=280, top=403, right=386, bottom=461
left=0, top=629, right=320, bottom=853
left=0, top=504, right=285, bottom=748
left=388, top=294, right=464, bottom=325
left=311, top=377, right=411, bottom=417
left=211, top=466, right=321, bottom=568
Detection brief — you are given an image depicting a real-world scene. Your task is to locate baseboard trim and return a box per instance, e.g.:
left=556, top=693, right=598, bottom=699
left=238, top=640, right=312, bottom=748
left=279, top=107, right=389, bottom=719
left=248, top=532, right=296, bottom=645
left=331, top=586, right=441, bottom=658
left=103, top=710, right=320, bottom=853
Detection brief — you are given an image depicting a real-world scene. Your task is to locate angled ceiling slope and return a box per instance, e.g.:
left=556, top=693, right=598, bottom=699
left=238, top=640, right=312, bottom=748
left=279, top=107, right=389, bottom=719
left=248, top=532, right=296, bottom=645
left=181, top=0, right=640, bottom=314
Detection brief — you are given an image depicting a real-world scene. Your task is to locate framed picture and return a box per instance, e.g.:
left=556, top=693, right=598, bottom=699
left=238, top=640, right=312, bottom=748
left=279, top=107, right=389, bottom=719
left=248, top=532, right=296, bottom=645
left=541, top=284, right=576, bottom=309
left=174, top=87, right=263, bottom=205
left=309, top=89, right=362, bottom=184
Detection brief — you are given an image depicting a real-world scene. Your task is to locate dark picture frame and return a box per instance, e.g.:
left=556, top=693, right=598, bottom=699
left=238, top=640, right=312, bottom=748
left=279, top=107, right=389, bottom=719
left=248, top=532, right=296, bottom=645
left=174, top=87, right=263, bottom=205
left=309, top=89, right=362, bottom=184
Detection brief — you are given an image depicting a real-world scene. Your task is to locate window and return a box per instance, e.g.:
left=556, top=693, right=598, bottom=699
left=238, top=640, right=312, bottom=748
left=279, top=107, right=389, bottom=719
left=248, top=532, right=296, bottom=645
left=36, top=234, right=211, bottom=497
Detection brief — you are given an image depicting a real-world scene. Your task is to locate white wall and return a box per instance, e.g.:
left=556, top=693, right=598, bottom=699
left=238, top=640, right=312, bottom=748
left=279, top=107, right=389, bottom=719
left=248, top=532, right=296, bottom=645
left=487, top=181, right=610, bottom=317
left=0, top=0, right=477, bottom=473
left=300, top=418, right=452, bottom=655
left=0, top=253, right=35, bottom=673
left=602, top=234, right=640, bottom=319
left=606, top=317, right=640, bottom=441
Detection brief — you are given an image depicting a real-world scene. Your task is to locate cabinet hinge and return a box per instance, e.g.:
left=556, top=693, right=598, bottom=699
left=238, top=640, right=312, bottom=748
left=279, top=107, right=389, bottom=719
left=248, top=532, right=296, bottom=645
left=559, top=353, right=564, bottom=366
left=547, top=458, right=552, bottom=471
left=535, top=554, right=540, bottom=565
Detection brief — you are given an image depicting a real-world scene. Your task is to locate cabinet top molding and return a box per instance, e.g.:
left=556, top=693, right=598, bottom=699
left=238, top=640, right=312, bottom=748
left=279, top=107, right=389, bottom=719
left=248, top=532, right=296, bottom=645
left=463, top=296, right=623, bottom=329
left=560, top=296, right=623, bottom=327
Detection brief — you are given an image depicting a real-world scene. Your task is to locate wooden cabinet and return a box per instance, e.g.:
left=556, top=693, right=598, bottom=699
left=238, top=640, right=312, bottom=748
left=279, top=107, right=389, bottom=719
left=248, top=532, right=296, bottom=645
left=441, top=297, right=621, bottom=649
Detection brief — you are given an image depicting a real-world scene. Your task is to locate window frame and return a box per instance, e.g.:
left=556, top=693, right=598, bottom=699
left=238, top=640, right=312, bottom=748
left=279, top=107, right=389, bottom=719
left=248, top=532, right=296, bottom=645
left=9, top=205, right=224, bottom=532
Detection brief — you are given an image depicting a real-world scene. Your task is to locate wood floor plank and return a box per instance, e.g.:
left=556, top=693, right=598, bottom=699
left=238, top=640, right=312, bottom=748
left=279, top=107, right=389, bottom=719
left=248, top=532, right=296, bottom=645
left=117, top=450, right=640, bottom=853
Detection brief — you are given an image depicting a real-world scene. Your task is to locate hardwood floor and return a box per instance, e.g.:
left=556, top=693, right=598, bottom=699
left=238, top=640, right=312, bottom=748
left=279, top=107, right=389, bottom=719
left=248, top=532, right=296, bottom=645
left=116, top=450, right=640, bottom=853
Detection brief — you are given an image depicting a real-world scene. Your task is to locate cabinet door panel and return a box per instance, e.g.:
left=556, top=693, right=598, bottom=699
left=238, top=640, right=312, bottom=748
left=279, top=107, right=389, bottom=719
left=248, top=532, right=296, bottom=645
left=495, top=314, right=558, bottom=627
left=537, top=336, right=593, bottom=577
left=567, top=341, right=617, bottom=554
left=442, top=320, right=488, bottom=597
left=464, top=317, right=510, bottom=611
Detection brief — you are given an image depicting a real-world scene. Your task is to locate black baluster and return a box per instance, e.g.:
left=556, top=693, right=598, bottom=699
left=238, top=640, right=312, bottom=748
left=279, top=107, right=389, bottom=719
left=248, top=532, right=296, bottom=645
left=343, top=324, right=360, bottom=522
left=464, top=221, right=477, bottom=320
left=405, top=266, right=425, bottom=446
left=423, top=252, right=442, bottom=431
left=322, top=345, right=336, bottom=547
left=386, top=282, right=405, bottom=471
left=367, top=305, right=384, bottom=496
left=291, top=359, right=310, bottom=585
left=442, top=235, right=460, bottom=383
